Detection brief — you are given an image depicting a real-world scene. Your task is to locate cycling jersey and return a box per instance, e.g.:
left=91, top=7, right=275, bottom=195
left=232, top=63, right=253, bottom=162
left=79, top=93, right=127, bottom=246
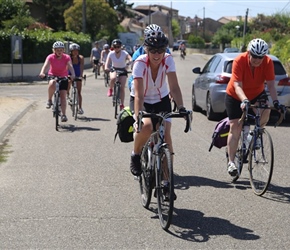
left=107, top=50, right=129, bottom=68
left=68, top=55, right=81, bottom=77
left=128, top=46, right=171, bottom=90
left=91, top=47, right=101, bottom=59
left=226, top=51, right=275, bottom=101
left=130, top=53, right=175, bottom=104
left=47, top=53, right=71, bottom=77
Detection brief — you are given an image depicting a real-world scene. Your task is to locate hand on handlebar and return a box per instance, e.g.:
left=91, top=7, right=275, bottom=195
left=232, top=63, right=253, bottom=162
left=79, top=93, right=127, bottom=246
left=273, top=100, right=285, bottom=113
left=240, top=99, right=250, bottom=110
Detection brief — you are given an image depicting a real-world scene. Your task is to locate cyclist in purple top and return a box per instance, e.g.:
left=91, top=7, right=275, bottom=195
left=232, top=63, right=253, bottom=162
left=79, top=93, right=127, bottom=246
left=39, top=41, right=75, bottom=122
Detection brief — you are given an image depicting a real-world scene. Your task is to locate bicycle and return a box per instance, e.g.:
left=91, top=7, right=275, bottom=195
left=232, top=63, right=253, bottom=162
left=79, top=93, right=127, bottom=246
left=47, top=76, right=68, bottom=131
left=137, top=110, right=192, bottom=230
left=69, top=77, right=82, bottom=120
left=180, top=49, right=185, bottom=60
left=226, top=98, right=284, bottom=196
left=104, top=70, right=110, bottom=87
left=94, top=61, right=101, bottom=79
left=111, top=68, right=127, bottom=119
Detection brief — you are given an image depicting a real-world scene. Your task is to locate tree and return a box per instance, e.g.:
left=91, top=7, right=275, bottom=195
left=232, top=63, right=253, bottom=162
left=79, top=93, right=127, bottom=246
left=171, top=19, right=180, bottom=39
left=106, top=0, right=134, bottom=21
left=33, top=0, right=73, bottom=31
left=0, top=0, right=34, bottom=30
left=64, top=0, right=119, bottom=40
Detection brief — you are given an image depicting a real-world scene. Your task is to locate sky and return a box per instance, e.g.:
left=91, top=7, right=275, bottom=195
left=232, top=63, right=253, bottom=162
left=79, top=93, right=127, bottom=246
left=127, top=0, right=290, bottom=20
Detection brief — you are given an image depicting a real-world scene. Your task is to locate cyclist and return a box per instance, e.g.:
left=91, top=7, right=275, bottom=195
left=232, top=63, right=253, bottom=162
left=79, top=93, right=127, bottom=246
left=90, top=41, right=102, bottom=75
left=100, top=43, right=110, bottom=75
left=105, top=39, right=132, bottom=110
left=225, top=38, right=284, bottom=177
left=39, top=41, right=75, bottom=122
left=179, top=42, right=186, bottom=58
left=67, top=43, right=85, bottom=115
left=127, top=24, right=171, bottom=91
left=129, top=30, right=186, bottom=177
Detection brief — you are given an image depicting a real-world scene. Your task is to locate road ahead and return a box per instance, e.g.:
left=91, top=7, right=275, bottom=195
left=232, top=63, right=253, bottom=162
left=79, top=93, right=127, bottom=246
left=0, top=53, right=290, bottom=249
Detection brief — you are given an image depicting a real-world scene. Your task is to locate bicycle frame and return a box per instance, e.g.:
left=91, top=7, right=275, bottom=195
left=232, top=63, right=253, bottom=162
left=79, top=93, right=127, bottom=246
left=111, top=68, right=126, bottom=119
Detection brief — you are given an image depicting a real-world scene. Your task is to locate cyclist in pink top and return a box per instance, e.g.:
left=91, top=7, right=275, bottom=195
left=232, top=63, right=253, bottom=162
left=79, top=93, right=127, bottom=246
left=39, top=41, right=75, bottom=122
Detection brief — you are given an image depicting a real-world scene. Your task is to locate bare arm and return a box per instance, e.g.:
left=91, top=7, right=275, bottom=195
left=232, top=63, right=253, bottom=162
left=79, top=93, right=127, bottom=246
left=134, top=77, right=144, bottom=118
left=234, top=80, right=248, bottom=102
left=67, top=59, right=75, bottom=78
left=266, top=79, right=278, bottom=103
left=39, top=58, right=50, bottom=78
left=105, top=54, right=112, bottom=71
left=167, top=71, right=184, bottom=108
left=79, top=55, right=84, bottom=77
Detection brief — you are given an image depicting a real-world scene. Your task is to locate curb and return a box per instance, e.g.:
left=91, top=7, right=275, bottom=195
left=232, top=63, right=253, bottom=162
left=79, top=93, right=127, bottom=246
left=0, top=100, right=36, bottom=143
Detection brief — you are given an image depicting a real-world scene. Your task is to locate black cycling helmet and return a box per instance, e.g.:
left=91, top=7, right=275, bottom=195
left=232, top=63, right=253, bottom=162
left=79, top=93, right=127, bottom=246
left=111, top=39, right=122, bottom=47
left=144, top=30, right=168, bottom=49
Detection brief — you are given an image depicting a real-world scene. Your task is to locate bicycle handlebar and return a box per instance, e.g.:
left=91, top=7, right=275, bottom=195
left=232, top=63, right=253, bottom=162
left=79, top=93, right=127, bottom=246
left=239, top=104, right=285, bottom=127
left=137, top=110, right=192, bottom=133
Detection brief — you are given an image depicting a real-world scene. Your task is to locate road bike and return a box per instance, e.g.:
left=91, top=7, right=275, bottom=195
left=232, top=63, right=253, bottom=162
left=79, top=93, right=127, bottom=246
left=111, top=68, right=127, bottom=119
left=48, top=76, right=68, bottom=131
left=137, top=110, right=192, bottom=230
left=180, top=49, right=185, bottom=60
left=226, top=98, right=285, bottom=196
left=94, top=61, right=101, bottom=79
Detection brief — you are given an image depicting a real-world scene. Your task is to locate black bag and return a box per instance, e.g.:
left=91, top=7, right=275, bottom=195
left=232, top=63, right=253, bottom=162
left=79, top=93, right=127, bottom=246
left=209, top=117, right=230, bottom=151
left=114, top=107, right=135, bottom=143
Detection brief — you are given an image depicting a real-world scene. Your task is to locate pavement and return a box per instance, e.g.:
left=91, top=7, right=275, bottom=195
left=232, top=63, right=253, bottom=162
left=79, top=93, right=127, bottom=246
left=0, top=95, right=35, bottom=143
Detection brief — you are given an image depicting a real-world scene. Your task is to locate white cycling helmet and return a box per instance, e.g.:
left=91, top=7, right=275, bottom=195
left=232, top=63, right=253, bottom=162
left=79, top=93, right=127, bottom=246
left=144, top=24, right=162, bottom=38
left=248, top=38, right=268, bottom=56
left=69, top=43, right=80, bottom=51
left=103, top=44, right=110, bottom=49
left=52, top=41, right=65, bottom=49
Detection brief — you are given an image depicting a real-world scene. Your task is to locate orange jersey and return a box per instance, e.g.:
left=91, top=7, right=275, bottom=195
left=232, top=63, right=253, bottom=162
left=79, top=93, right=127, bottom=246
left=226, top=52, right=275, bottom=100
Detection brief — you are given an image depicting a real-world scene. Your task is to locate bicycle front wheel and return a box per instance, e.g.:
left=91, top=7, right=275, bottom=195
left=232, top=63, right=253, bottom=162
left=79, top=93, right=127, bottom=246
left=156, top=146, right=174, bottom=230
left=74, top=90, right=78, bottom=120
left=248, top=129, right=274, bottom=196
left=139, top=143, right=153, bottom=209
left=54, top=93, right=59, bottom=131
left=114, top=83, right=120, bottom=119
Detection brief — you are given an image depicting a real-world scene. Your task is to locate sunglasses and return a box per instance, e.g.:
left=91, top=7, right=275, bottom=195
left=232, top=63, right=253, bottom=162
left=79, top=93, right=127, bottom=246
left=114, top=46, right=121, bottom=49
left=148, top=48, right=166, bottom=54
left=250, top=53, right=264, bottom=59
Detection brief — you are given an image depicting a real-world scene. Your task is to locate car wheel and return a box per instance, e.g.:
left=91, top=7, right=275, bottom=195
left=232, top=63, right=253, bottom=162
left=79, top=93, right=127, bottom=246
left=206, top=93, right=218, bottom=120
left=192, top=86, right=201, bottom=112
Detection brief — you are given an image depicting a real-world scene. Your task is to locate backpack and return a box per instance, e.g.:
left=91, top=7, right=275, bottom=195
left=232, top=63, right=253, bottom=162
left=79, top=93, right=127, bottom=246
left=209, top=117, right=230, bottom=152
left=114, top=107, right=135, bottom=143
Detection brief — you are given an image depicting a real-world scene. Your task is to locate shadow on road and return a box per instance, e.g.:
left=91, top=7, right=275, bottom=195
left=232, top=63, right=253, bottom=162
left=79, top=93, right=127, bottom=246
left=76, top=116, right=111, bottom=122
left=262, top=184, right=290, bottom=203
left=169, top=207, right=260, bottom=242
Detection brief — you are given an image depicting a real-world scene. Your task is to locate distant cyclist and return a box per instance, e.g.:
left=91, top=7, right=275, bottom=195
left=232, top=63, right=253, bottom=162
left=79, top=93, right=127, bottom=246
left=179, top=42, right=186, bottom=58
left=105, top=39, right=132, bottom=110
left=68, top=43, right=85, bottom=115
left=100, top=44, right=110, bottom=75
left=90, top=41, right=102, bottom=75
left=127, top=24, right=171, bottom=91
left=39, top=41, right=75, bottom=122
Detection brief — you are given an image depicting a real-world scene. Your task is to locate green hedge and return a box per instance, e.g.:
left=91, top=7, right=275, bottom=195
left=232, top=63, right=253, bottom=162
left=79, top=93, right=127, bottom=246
left=0, top=29, right=92, bottom=63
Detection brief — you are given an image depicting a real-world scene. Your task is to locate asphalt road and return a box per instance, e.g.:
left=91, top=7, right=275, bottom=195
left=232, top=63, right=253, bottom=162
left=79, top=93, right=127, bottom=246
left=0, top=53, right=290, bottom=249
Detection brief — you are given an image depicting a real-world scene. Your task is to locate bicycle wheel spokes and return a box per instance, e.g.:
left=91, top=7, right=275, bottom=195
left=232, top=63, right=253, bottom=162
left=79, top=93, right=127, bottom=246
left=74, top=90, right=78, bottom=120
left=54, top=93, right=59, bottom=131
left=139, top=144, right=153, bottom=208
left=248, top=129, right=274, bottom=196
left=156, top=146, right=173, bottom=230
left=114, top=84, right=120, bottom=119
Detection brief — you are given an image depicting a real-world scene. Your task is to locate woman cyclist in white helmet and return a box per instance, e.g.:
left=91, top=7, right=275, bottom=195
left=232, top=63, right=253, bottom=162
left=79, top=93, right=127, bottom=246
left=39, top=41, right=75, bottom=122
left=225, top=38, right=284, bottom=177
left=67, top=43, right=85, bottom=115
left=129, top=30, right=186, bottom=180
left=100, top=44, right=111, bottom=75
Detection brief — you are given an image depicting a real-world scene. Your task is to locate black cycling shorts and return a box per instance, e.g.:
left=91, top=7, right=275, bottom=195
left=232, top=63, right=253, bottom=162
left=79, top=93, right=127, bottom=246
left=225, top=90, right=268, bottom=120
left=93, top=59, right=100, bottom=65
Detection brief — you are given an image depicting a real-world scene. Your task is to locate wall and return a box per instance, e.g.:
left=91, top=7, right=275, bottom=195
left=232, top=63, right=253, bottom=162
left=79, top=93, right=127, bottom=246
left=0, top=58, right=91, bottom=83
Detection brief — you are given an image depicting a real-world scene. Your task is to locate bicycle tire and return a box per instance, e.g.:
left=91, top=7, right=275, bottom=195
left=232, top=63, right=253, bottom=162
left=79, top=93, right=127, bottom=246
left=232, top=131, right=245, bottom=182
left=54, top=92, right=59, bottom=131
left=74, top=89, right=78, bottom=121
left=156, top=146, right=174, bottom=230
left=71, top=88, right=76, bottom=117
left=248, top=129, right=274, bottom=196
left=95, top=70, right=98, bottom=79
left=114, top=83, right=120, bottom=119
left=139, top=143, right=153, bottom=209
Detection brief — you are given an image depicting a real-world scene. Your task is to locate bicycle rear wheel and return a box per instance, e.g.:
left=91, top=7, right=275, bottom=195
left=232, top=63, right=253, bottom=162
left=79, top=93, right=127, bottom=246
left=248, top=129, right=274, bottom=196
left=139, top=143, right=153, bottom=209
left=156, top=146, right=173, bottom=230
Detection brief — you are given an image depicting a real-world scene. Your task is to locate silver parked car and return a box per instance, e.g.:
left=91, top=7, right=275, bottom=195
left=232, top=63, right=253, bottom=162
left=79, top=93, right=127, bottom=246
left=192, top=52, right=290, bottom=120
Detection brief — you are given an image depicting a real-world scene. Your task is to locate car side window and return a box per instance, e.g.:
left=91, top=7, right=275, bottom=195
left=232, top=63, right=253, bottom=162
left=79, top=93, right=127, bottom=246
left=273, top=61, right=286, bottom=75
left=224, top=61, right=233, bottom=73
left=202, top=56, right=219, bottom=73
left=209, top=56, right=222, bottom=73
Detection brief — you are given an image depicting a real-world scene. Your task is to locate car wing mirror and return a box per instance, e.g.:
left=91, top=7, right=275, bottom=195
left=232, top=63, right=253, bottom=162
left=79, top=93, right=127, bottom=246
left=192, top=67, right=202, bottom=74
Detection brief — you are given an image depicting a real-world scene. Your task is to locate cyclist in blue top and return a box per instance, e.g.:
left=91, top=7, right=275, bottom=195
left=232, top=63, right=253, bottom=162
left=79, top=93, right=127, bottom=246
left=68, top=43, right=85, bottom=114
left=127, top=24, right=171, bottom=91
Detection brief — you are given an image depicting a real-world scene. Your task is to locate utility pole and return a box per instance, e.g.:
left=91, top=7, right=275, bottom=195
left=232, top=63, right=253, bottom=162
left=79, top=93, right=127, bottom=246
left=82, top=0, right=86, bottom=33
left=242, top=8, right=249, bottom=52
